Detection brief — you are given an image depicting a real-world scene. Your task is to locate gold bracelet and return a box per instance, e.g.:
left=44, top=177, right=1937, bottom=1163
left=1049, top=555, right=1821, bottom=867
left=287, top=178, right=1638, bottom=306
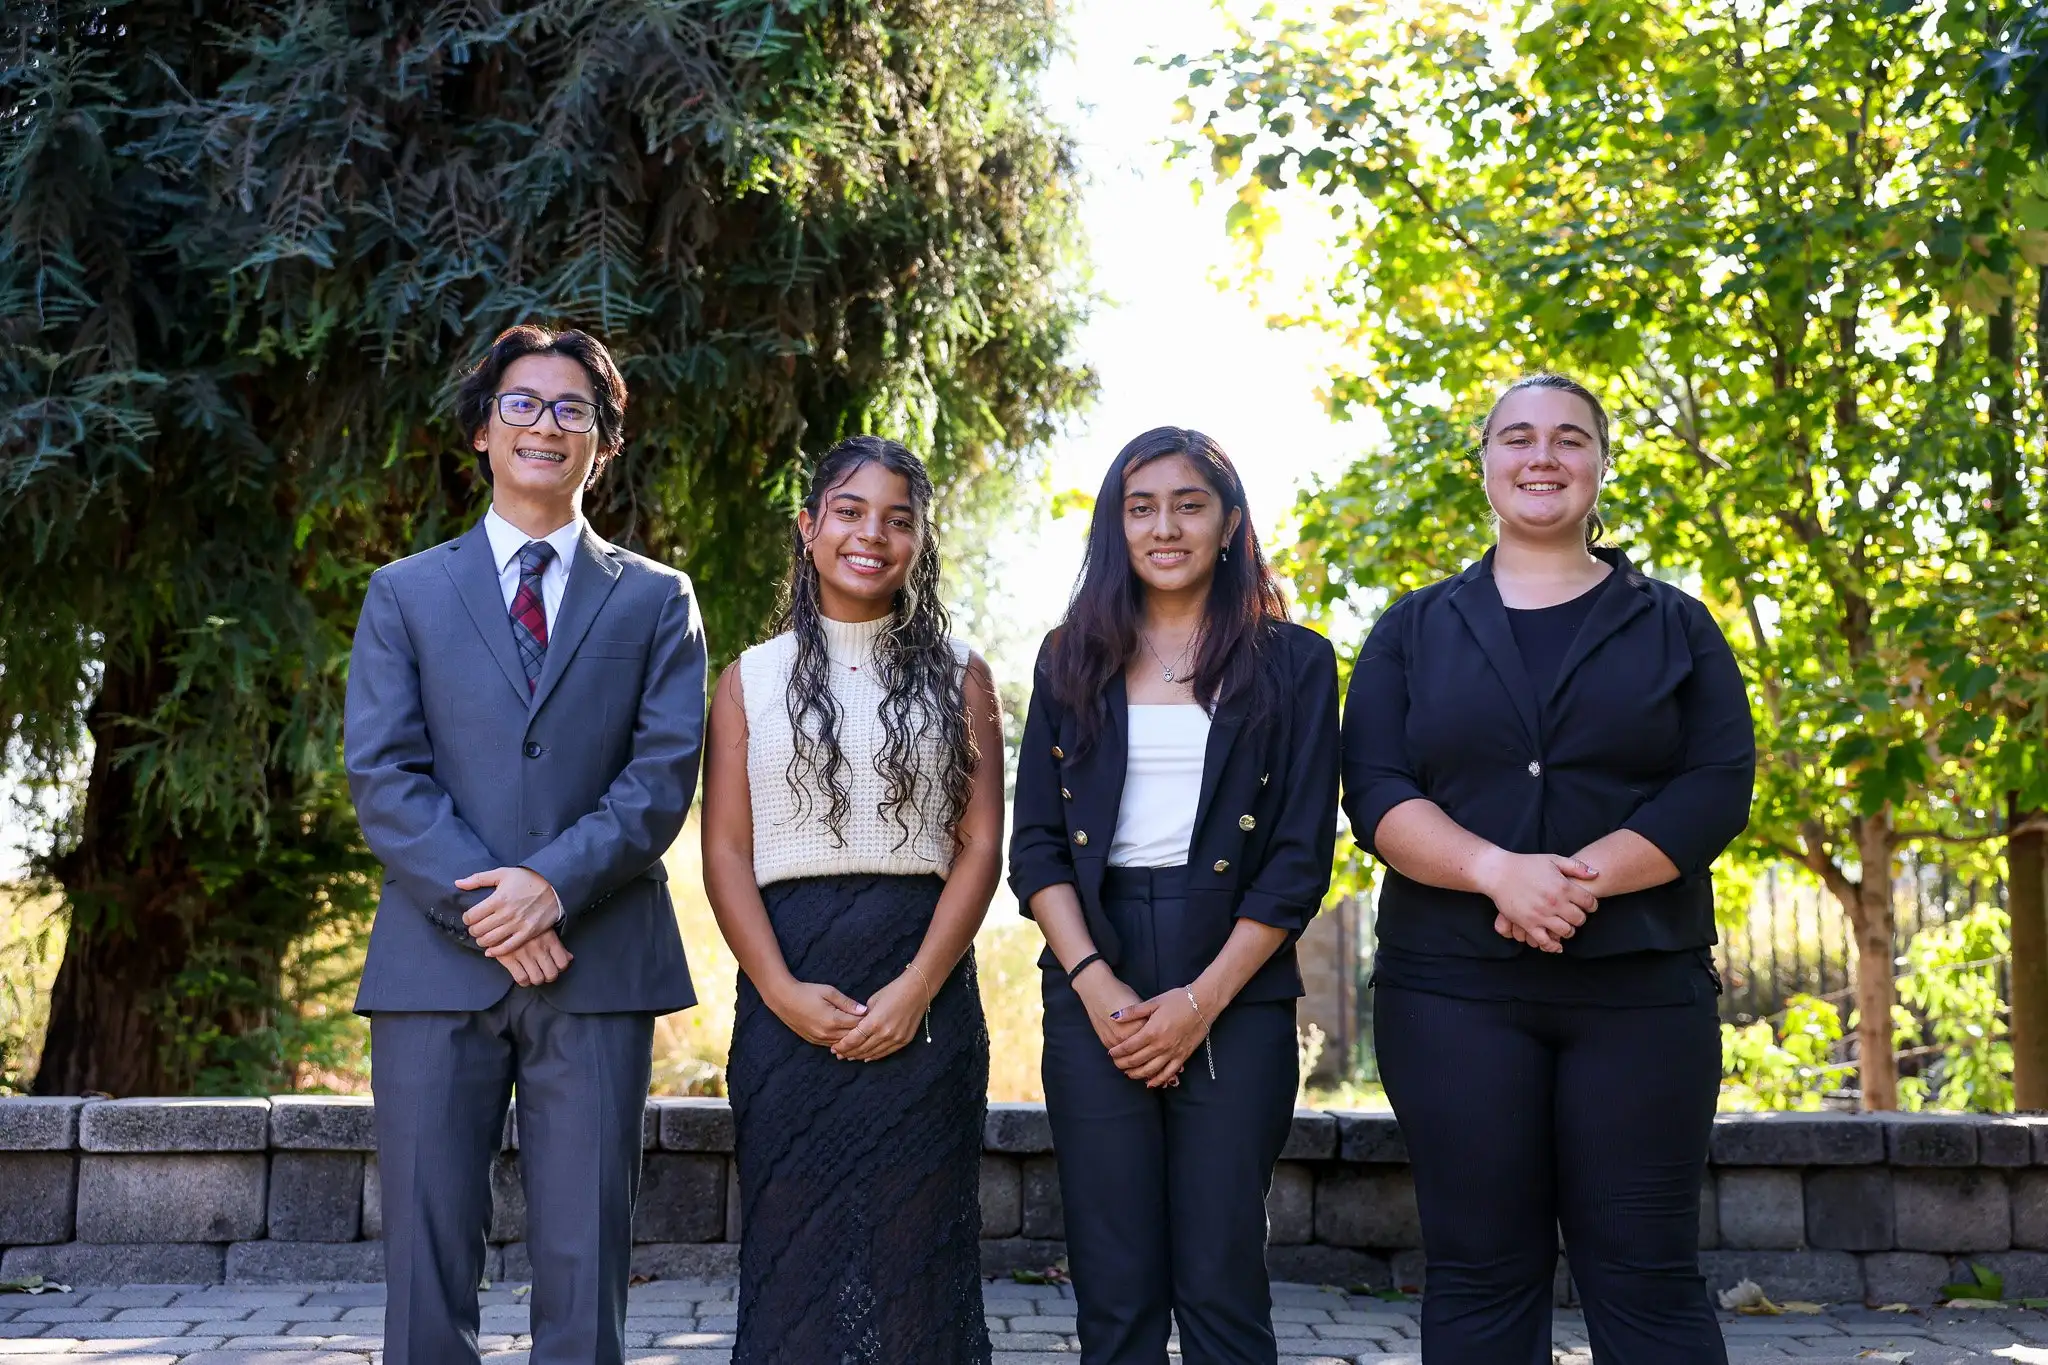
left=1184, top=987, right=1217, bottom=1081
left=905, top=962, right=935, bottom=1044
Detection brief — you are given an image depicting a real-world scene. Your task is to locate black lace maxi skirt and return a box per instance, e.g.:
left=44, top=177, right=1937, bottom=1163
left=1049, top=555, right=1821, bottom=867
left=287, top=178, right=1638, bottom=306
left=728, top=872, right=992, bottom=1365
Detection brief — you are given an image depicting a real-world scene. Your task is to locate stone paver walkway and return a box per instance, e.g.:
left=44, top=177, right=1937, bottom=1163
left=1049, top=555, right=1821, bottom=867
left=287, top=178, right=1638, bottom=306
left=3, top=1281, right=2048, bottom=1362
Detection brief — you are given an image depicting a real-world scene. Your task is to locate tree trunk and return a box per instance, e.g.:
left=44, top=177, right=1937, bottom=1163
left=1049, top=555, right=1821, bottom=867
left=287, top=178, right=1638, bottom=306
left=31, top=652, right=281, bottom=1097
left=1846, top=820, right=1901, bottom=1111
left=2014, top=795, right=2048, bottom=1109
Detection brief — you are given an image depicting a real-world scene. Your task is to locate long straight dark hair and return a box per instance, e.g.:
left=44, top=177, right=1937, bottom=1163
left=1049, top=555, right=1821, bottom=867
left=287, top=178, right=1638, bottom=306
left=774, top=436, right=976, bottom=851
left=1046, top=427, right=1288, bottom=754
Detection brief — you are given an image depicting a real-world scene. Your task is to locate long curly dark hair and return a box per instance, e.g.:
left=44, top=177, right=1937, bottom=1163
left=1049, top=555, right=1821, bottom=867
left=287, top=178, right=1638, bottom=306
left=775, top=435, right=976, bottom=851
left=1047, top=426, right=1289, bottom=755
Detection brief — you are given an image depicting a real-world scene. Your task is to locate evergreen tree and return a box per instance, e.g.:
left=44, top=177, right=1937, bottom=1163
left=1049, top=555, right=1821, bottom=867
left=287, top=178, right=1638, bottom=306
left=0, top=0, right=1089, bottom=1094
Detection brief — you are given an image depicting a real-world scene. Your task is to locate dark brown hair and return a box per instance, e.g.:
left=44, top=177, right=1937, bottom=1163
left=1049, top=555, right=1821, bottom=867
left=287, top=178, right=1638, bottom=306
left=455, top=324, right=628, bottom=488
left=1480, top=372, right=1610, bottom=546
left=774, top=436, right=976, bottom=852
left=1046, top=426, right=1289, bottom=755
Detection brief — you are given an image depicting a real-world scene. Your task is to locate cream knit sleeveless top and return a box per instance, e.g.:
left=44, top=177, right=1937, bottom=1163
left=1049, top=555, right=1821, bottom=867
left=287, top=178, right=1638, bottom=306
left=739, top=615, right=973, bottom=886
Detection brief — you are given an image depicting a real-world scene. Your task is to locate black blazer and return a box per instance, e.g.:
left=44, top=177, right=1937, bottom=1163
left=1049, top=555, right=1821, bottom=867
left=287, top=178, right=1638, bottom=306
left=1341, top=547, right=1755, bottom=958
left=1008, top=621, right=1341, bottom=1004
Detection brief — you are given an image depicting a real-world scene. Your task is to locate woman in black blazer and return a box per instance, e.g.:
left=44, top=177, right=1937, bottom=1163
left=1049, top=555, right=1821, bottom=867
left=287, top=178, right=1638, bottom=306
left=1343, top=374, right=1754, bottom=1364
left=1010, top=427, right=1339, bottom=1365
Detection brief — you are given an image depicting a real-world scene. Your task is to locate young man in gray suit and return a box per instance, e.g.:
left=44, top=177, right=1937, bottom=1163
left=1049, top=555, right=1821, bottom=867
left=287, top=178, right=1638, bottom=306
left=344, top=324, right=706, bottom=1365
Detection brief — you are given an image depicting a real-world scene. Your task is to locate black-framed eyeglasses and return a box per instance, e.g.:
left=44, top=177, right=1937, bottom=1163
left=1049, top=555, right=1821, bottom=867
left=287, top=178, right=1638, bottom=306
left=494, top=392, right=598, bottom=434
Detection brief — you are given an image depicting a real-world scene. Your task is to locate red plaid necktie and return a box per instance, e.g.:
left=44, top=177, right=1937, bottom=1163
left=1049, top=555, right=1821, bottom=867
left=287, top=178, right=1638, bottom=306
left=510, top=541, right=555, bottom=693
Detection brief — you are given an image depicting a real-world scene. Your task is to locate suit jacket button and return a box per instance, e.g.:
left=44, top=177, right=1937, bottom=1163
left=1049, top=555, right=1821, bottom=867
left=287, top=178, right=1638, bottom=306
left=524, top=741, right=543, bottom=759
left=1061, top=788, right=1072, bottom=801
left=1074, top=830, right=1089, bottom=846
left=1239, top=814, right=1256, bottom=831
left=1052, top=745, right=1065, bottom=760
left=1527, top=759, right=1542, bottom=777
left=1213, top=859, right=1230, bottom=874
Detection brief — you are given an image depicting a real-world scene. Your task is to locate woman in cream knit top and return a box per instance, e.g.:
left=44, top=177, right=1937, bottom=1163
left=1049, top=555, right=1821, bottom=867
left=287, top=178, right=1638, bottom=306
left=737, top=613, right=972, bottom=885
left=700, top=436, right=1004, bottom=1363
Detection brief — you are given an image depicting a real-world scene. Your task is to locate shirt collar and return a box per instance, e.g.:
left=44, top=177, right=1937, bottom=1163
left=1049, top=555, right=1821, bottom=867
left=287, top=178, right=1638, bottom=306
left=484, top=505, right=585, bottom=574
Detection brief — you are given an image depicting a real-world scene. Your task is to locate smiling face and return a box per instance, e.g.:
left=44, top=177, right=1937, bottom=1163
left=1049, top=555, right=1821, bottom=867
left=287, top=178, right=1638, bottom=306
left=1122, top=453, right=1242, bottom=597
left=472, top=353, right=602, bottom=510
left=1482, top=385, right=1607, bottom=545
left=797, top=458, right=920, bottom=621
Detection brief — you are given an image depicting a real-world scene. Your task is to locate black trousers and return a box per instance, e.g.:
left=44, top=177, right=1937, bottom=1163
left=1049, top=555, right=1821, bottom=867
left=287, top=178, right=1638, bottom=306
left=1374, top=983, right=1726, bottom=1365
left=1041, top=866, right=1300, bottom=1365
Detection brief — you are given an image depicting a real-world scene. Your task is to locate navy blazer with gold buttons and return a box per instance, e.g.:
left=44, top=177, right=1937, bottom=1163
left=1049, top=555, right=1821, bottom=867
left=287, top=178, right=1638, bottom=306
left=1008, top=620, right=1341, bottom=1004
left=1341, top=546, right=1756, bottom=959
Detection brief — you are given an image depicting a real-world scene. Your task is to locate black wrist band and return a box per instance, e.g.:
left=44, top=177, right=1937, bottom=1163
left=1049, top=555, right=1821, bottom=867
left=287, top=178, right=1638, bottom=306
left=1067, top=952, right=1105, bottom=983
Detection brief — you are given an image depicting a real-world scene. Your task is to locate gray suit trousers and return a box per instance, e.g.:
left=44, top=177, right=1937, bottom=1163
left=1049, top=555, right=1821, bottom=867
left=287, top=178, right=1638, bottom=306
left=372, top=992, right=654, bottom=1365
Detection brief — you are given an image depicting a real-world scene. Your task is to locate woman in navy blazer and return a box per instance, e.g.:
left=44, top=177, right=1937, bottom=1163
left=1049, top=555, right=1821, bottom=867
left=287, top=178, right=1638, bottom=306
left=1010, top=427, right=1339, bottom=1365
left=1343, top=374, right=1754, bottom=1364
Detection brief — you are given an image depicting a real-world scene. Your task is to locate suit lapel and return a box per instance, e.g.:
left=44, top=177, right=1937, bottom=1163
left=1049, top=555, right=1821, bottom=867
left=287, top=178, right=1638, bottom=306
left=527, top=524, right=624, bottom=716
left=446, top=520, right=533, bottom=704
left=1093, top=671, right=1130, bottom=846
left=1191, top=685, right=1248, bottom=842
left=1448, top=554, right=1542, bottom=750
left=1548, top=551, right=1652, bottom=706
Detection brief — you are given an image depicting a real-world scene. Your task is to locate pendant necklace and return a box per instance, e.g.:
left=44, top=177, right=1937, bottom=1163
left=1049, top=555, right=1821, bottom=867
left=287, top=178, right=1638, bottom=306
left=1140, top=629, right=1199, bottom=684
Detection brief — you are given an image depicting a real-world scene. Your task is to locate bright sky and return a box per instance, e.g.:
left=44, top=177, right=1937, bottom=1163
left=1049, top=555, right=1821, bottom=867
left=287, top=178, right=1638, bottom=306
left=971, top=0, right=1360, bottom=678
left=0, top=2, right=1362, bottom=880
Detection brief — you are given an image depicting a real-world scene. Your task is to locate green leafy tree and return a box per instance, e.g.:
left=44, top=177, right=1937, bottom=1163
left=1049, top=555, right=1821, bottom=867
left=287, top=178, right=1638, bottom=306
left=1896, top=904, right=2014, bottom=1112
left=0, top=0, right=1089, bottom=1095
left=1721, top=994, right=1847, bottom=1112
left=1174, top=0, right=2045, bottom=1107
left=1953, top=0, right=2048, bottom=1105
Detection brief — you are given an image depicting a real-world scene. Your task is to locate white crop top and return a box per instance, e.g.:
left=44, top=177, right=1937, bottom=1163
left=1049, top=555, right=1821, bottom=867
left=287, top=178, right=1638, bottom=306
left=739, top=615, right=972, bottom=886
left=1108, top=704, right=1212, bottom=868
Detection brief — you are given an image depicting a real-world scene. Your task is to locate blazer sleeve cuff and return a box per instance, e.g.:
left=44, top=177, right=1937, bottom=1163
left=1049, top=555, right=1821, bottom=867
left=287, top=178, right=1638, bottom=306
left=1620, top=806, right=1717, bottom=881
left=1235, top=890, right=1318, bottom=935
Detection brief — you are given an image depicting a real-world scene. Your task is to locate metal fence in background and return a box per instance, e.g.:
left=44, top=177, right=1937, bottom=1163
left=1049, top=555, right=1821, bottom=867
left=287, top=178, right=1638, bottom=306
left=1713, top=860, right=2009, bottom=1027
left=1337, top=858, right=2012, bottom=1082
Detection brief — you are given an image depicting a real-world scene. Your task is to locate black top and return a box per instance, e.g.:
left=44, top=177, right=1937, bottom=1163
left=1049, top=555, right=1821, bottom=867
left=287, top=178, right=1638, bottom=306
left=1506, top=574, right=1611, bottom=697
left=1341, top=546, right=1756, bottom=961
left=1008, top=621, right=1341, bottom=1005
left=1374, top=572, right=1712, bottom=1005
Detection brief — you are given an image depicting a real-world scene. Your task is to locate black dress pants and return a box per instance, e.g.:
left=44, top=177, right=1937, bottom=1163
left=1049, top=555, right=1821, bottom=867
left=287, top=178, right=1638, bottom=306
left=1374, top=983, right=1726, bottom=1365
left=1041, top=866, right=1300, bottom=1365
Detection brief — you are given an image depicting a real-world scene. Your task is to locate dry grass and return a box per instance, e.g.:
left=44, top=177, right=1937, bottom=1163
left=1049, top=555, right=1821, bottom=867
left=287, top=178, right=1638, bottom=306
left=655, top=814, right=1049, bottom=1101
left=0, top=887, right=62, bottom=1095
left=976, top=912, right=1045, bottom=1102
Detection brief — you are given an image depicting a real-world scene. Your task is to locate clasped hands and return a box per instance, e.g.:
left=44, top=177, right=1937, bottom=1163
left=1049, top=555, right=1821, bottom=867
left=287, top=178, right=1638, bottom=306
left=1475, top=848, right=1601, bottom=952
left=456, top=866, right=571, bottom=986
left=1073, top=965, right=1207, bottom=1090
left=769, top=971, right=929, bottom=1063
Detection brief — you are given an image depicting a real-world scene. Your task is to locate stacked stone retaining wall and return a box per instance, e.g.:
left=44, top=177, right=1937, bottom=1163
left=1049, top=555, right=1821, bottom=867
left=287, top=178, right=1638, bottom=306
left=4, top=1099, right=2047, bottom=1305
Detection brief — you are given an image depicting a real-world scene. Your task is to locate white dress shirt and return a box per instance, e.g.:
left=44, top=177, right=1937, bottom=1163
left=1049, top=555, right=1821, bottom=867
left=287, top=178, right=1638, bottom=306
left=481, top=505, right=583, bottom=928
left=483, top=506, right=584, bottom=634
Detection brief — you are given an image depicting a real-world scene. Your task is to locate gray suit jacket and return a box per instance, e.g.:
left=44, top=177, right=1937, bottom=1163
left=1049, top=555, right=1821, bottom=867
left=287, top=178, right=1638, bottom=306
left=345, top=518, right=705, bottom=1015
